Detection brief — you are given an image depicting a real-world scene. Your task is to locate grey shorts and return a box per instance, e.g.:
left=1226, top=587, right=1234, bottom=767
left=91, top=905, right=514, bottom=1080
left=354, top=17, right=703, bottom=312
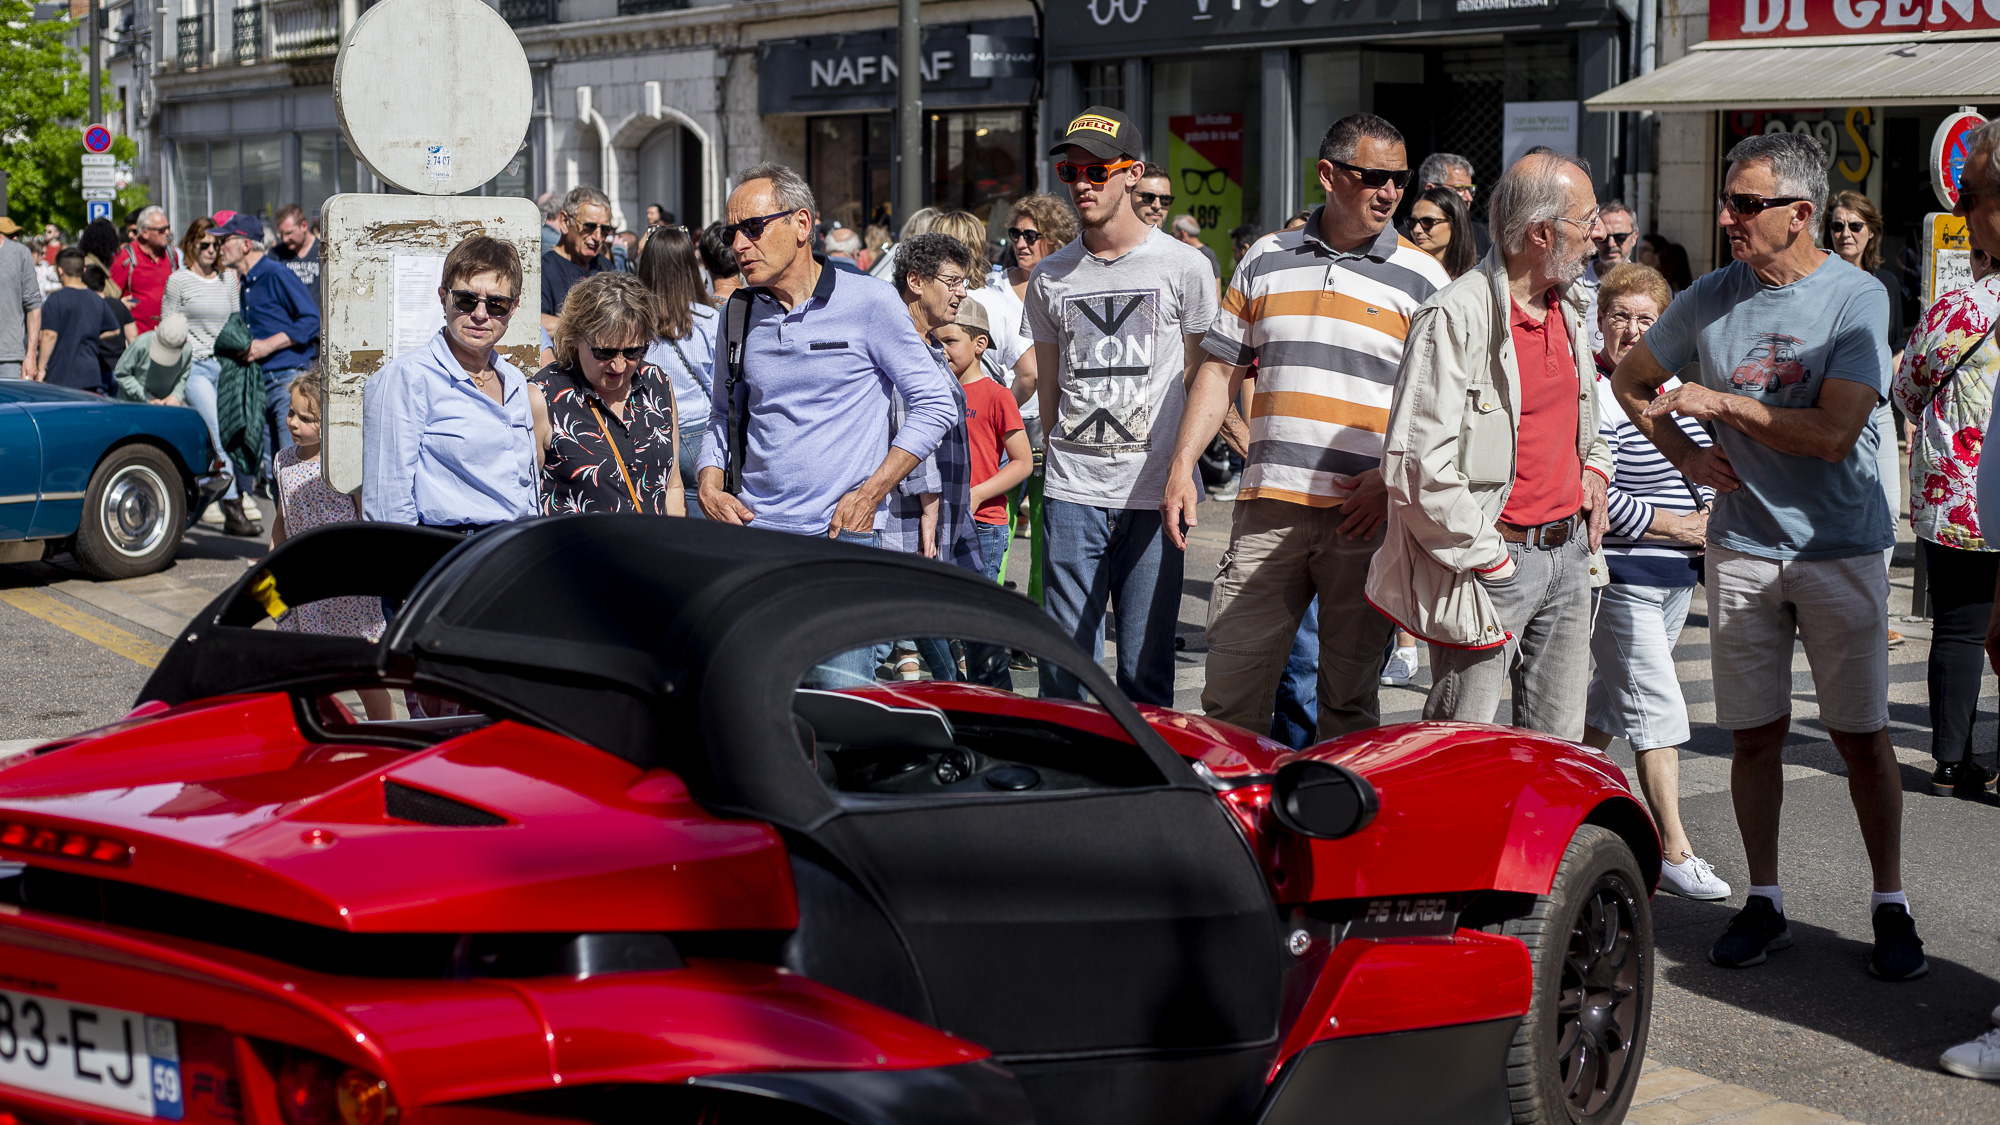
left=1586, top=583, right=1695, bottom=751
left=0, top=362, right=20, bottom=380
left=1706, top=545, right=1889, bottom=734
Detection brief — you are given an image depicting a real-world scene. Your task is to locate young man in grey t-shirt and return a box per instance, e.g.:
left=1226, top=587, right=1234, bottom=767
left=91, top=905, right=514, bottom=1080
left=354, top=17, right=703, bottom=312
left=1025, top=106, right=1218, bottom=706
left=1609, top=132, right=1922, bottom=982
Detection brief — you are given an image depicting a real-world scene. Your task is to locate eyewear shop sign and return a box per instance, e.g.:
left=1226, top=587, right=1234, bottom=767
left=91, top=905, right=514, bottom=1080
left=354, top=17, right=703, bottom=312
left=760, top=22, right=1039, bottom=115
left=1049, top=0, right=1586, bottom=57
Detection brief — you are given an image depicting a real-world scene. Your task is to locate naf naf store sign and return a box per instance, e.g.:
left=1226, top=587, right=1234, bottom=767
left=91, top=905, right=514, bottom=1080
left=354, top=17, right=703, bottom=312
left=759, top=19, right=1039, bottom=115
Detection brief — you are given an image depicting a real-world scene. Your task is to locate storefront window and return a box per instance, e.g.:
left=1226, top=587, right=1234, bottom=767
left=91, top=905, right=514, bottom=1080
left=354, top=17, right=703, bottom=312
left=240, top=137, right=284, bottom=222
left=928, top=109, right=1025, bottom=226
left=809, top=113, right=894, bottom=232
left=1081, top=61, right=1124, bottom=110
left=1151, top=54, right=1260, bottom=277
left=300, top=134, right=339, bottom=216
left=172, top=140, right=209, bottom=233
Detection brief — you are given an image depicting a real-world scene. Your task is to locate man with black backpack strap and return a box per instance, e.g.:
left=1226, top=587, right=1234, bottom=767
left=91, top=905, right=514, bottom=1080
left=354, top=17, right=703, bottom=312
left=695, top=163, right=959, bottom=548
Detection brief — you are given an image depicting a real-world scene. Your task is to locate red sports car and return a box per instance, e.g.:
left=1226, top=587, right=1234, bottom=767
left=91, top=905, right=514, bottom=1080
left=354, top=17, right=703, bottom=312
left=0, top=518, right=1659, bottom=1125
left=1727, top=334, right=1809, bottom=392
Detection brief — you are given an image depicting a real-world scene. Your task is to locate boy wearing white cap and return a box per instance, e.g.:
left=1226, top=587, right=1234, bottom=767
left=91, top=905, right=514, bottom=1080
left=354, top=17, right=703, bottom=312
left=112, top=312, right=192, bottom=405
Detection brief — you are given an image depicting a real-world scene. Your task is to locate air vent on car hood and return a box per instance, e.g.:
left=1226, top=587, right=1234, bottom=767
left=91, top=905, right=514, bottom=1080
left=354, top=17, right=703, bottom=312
left=384, top=781, right=506, bottom=827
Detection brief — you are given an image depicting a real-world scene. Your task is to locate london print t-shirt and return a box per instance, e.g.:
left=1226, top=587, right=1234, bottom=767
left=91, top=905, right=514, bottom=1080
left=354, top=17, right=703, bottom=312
left=1023, top=227, right=1218, bottom=510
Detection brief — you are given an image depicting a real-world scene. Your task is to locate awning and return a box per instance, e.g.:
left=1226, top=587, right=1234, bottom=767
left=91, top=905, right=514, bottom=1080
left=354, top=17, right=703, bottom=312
left=1586, top=35, right=2000, bottom=113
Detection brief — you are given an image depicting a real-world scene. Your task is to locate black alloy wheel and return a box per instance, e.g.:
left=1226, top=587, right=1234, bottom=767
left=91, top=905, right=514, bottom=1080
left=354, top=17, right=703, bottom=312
left=1501, top=824, right=1653, bottom=1125
left=1555, top=875, right=1646, bottom=1116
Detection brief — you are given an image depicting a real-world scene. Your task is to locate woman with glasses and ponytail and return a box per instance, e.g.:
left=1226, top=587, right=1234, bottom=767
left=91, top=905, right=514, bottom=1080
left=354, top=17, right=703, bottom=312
left=362, top=235, right=545, bottom=532
left=531, top=272, right=685, bottom=517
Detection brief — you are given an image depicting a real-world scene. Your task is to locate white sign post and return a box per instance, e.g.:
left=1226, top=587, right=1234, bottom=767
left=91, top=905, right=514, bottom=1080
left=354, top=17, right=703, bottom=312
left=320, top=0, right=538, bottom=494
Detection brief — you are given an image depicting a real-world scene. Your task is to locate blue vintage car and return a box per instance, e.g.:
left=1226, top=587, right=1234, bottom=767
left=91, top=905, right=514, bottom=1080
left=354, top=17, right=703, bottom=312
left=0, top=380, right=230, bottom=579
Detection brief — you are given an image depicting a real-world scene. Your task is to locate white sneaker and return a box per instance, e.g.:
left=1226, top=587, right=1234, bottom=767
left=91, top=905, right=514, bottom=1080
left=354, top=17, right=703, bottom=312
left=199, top=504, right=225, bottom=526
left=240, top=496, right=262, bottom=521
left=1379, top=650, right=1418, bottom=687
left=1942, top=1028, right=2000, bottom=1080
left=1659, top=853, right=1731, bottom=901
left=1209, top=474, right=1241, bottom=502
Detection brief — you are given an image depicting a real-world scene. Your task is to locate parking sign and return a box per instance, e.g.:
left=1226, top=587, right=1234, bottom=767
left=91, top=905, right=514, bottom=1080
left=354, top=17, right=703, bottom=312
left=87, top=200, right=112, bottom=224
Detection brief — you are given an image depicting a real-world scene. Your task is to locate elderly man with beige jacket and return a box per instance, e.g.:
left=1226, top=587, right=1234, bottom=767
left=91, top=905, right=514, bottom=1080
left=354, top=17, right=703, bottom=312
left=1365, top=151, right=1615, bottom=740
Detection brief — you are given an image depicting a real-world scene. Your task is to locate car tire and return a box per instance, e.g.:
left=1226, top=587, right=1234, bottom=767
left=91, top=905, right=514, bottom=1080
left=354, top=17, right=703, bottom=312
left=72, top=443, right=185, bottom=581
left=1502, top=823, right=1653, bottom=1125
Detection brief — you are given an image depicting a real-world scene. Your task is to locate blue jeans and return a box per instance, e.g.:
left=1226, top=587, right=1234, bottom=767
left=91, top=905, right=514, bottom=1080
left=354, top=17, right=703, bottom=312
left=965, top=521, right=1013, bottom=688
left=1040, top=498, right=1183, bottom=707
left=1270, top=597, right=1319, bottom=750
left=183, top=358, right=238, bottom=500
left=263, top=367, right=300, bottom=487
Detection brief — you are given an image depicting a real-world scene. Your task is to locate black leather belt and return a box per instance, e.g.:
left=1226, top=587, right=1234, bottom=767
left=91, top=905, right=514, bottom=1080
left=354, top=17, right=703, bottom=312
left=1496, top=514, right=1579, bottom=549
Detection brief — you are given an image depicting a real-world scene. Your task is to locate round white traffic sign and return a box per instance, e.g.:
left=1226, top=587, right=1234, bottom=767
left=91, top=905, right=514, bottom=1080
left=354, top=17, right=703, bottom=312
left=332, top=0, right=532, bottom=196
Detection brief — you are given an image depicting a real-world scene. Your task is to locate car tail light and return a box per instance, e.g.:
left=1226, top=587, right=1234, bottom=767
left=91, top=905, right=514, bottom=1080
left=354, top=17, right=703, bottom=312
left=0, top=818, right=131, bottom=865
left=276, top=1050, right=397, bottom=1125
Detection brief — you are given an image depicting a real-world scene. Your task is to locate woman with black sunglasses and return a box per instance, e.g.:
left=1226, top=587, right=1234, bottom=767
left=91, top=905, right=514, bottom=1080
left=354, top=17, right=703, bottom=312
left=530, top=271, right=685, bottom=517
left=1405, top=186, right=1476, bottom=280
left=361, top=235, right=544, bottom=531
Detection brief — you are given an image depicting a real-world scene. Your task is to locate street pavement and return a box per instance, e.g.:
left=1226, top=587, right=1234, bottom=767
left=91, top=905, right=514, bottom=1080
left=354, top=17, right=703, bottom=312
left=3, top=495, right=1998, bottom=1123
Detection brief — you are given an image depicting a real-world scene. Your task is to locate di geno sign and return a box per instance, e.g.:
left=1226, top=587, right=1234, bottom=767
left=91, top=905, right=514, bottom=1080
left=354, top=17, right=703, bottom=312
left=1714, top=0, right=2000, bottom=40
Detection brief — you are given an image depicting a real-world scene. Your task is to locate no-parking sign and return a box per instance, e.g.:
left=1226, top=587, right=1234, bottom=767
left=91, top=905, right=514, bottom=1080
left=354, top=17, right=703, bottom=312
left=1933, top=109, right=1987, bottom=210
left=82, top=123, right=112, bottom=154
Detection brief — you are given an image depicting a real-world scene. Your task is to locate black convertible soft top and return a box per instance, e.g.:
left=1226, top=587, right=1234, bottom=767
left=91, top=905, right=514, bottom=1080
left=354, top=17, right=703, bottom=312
left=140, top=517, right=1149, bottom=795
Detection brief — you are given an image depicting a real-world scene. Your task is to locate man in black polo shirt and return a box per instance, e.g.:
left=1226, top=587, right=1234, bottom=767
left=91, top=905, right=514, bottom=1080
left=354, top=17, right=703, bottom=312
left=540, top=185, right=614, bottom=333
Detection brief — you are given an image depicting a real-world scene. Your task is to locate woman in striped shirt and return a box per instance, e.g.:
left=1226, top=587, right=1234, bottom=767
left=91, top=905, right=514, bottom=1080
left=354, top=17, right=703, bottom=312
left=1583, top=263, right=1731, bottom=903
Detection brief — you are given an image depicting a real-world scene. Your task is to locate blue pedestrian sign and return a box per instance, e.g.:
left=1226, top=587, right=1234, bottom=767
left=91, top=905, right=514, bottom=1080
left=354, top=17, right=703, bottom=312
left=87, top=200, right=112, bottom=224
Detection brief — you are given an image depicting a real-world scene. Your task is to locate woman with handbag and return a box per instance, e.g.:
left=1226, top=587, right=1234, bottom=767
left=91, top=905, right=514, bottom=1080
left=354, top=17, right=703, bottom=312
left=1582, top=264, right=1732, bottom=901
left=532, top=272, right=685, bottom=517
left=633, top=225, right=717, bottom=514
left=1890, top=248, right=2000, bottom=797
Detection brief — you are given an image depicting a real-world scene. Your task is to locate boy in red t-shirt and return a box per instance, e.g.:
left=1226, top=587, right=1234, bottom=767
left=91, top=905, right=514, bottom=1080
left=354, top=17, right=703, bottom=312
left=936, top=304, right=1030, bottom=687
left=935, top=308, right=1030, bottom=585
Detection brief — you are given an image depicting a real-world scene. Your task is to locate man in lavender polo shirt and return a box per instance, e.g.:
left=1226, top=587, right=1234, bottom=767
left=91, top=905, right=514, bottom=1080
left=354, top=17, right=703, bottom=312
left=697, top=162, right=958, bottom=542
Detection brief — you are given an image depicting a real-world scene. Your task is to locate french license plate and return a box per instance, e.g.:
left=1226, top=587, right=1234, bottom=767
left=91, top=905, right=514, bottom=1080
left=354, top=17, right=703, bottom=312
left=0, top=988, right=183, bottom=1119
left=1347, top=895, right=1460, bottom=939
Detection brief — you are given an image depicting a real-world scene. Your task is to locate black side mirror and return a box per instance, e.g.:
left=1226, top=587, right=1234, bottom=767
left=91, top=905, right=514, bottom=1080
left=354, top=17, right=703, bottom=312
left=1271, top=759, right=1379, bottom=840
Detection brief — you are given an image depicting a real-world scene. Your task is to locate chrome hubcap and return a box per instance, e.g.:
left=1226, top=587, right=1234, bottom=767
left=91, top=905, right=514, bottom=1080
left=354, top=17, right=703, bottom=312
left=101, top=465, right=171, bottom=558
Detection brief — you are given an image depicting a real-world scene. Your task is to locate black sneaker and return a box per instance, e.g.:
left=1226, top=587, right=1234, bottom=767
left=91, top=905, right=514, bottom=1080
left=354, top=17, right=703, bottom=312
left=1867, top=903, right=1929, bottom=981
left=1931, top=760, right=1997, bottom=797
left=1710, top=895, right=1792, bottom=968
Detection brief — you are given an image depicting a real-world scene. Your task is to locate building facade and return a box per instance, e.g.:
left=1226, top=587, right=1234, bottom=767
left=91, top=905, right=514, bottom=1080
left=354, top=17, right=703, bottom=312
left=136, top=0, right=1036, bottom=241
left=1044, top=0, right=1635, bottom=278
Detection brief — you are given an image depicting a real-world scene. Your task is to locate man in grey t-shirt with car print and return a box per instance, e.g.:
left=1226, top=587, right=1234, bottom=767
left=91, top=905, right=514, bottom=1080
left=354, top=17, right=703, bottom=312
left=1607, top=131, right=1921, bottom=983
left=1024, top=106, right=1218, bottom=707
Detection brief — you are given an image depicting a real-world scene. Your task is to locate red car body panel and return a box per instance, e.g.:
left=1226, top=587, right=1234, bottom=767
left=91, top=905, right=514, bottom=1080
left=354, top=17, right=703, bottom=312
left=0, top=906, right=987, bottom=1122
left=0, top=674, right=1650, bottom=1125
left=0, top=695, right=796, bottom=934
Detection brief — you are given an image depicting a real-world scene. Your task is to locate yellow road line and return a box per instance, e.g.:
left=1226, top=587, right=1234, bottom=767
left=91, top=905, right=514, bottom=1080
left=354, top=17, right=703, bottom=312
left=0, top=588, right=169, bottom=667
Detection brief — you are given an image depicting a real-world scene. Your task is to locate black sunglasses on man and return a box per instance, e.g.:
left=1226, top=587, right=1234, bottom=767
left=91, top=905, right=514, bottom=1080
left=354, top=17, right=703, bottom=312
left=722, top=209, right=799, bottom=242
left=1330, top=159, right=1412, bottom=191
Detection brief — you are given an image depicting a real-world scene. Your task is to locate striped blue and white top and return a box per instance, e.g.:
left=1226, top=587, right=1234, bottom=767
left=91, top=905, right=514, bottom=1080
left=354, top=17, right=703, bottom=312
left=1594, top=363, right=1712, bottom=587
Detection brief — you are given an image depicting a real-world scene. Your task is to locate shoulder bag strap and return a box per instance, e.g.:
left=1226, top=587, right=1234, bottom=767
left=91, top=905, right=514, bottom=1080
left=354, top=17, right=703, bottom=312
left=723, top=288, right=754, bottom=495
left=585, top=399, right=647, bottom=513
left=1917, top=318, right=1999, bottom=415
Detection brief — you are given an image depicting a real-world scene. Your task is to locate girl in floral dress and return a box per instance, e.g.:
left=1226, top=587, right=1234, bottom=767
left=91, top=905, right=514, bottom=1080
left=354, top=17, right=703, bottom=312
left=269, top=367, right=395, bottom=720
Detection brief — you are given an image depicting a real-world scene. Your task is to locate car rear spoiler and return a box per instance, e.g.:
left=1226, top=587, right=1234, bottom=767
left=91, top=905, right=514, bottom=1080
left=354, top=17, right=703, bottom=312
left=136, top=523, right=466, bottom=707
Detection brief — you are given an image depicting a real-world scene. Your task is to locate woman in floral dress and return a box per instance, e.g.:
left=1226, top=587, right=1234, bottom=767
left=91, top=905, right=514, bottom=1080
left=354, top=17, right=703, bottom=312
left=1890, top=253, right=1999, bottom=796
left=531, top=272, right=685, bottom=516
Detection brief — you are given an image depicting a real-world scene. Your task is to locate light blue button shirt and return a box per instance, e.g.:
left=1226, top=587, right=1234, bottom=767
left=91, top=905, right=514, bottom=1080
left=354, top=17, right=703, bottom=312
left=646, top=302, right=718, bottom=431
left=361, top=328, right=537, bottom=527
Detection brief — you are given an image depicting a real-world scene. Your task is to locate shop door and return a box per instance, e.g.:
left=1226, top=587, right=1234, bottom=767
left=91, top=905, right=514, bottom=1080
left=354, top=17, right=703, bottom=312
left=809, top=114, right=895, bottom=232
left=637, top=124, right=683, bottom=226
left=927, top=109, right=1027, bottom=225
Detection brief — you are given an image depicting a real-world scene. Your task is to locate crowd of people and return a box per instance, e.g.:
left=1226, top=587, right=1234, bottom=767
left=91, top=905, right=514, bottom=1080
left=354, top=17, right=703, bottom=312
left=7, top=102, right=2000, bottom=1082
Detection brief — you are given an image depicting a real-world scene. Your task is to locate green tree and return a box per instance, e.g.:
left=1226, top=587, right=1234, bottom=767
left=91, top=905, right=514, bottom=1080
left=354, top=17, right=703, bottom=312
left=0, top=0, right=141, bottom=234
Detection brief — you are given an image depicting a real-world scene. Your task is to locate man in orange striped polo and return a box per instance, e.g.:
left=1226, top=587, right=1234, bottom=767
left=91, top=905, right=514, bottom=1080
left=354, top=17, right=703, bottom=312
left=1162, top=114, right=1449, bottom=739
